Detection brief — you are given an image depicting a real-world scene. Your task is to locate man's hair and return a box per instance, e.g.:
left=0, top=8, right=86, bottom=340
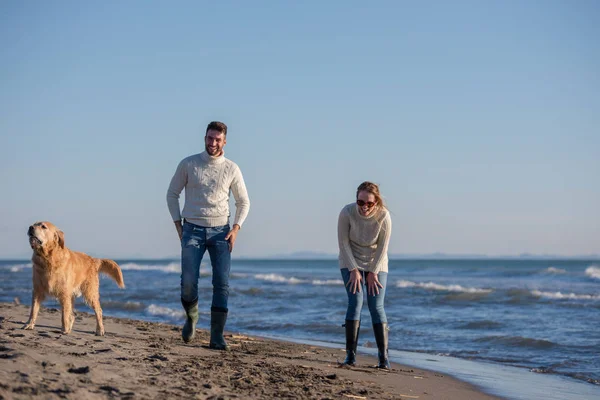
left=206, top=121, right=227, bottom=136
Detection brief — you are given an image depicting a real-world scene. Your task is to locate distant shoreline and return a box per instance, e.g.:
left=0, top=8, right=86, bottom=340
left=2, top=255, right=600, bottom=262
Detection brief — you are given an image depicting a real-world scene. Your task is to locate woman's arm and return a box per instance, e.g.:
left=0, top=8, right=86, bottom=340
left=338, top=208, right=360, bottom=271
left=368, top=212, right=392, bottom=274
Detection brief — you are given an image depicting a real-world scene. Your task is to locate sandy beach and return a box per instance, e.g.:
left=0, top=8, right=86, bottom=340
left=0, top=302, right=501, bottom=399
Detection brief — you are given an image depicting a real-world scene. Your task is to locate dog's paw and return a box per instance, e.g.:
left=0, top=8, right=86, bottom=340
left=95, top=328, right=105, bottom=336
left=22, top=323, right=34, bottom=330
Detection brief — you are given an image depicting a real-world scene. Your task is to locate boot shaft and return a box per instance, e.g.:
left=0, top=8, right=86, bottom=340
left=344, top=319, right=360, bottom=351
left=343, top=319, right=360, bottom=366
left=181, top=298, right=199, bottom=320
left=373, top=322, right=390, bottom=369
left=210, top=308, right=228, bottom=329
left=209, top=307, right=229, bottom=350
left=372, top=322, right=388, bottom=349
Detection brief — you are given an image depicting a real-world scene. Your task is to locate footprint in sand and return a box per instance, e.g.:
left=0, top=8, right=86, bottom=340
left=67, top=366, right=90, bottom=374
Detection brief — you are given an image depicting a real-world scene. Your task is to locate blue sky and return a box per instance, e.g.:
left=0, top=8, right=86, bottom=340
left=1, top=1, right=598, bottom=258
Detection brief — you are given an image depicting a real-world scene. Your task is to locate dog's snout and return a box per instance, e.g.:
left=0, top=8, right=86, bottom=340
left=28, top=226, right=34, bottom=236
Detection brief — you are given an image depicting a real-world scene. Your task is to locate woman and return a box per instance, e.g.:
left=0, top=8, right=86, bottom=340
left=338, top=181, right=392, bottom=369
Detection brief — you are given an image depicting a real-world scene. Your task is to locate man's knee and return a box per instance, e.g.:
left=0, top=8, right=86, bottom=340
left=181, top=279, right=198, bottom=299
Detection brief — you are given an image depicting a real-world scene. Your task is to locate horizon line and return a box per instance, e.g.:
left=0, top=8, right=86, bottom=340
left=2, top=253, right=600, bottom=262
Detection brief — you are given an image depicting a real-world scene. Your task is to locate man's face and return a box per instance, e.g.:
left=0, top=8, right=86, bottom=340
left=205, top=129, right=226, bottom=156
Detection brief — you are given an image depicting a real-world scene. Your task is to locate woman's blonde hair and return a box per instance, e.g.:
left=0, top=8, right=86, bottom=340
left=356, top=181, right=386, bottom=210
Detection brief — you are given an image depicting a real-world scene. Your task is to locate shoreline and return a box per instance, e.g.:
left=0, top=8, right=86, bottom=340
left=278, top=336, right=600, bottom=400
left=0, top=302, right=501, bottom=399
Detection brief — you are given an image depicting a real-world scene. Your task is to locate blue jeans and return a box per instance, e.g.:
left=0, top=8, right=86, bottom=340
left=341, top=268, right=388, bottom=324
left=180, top=222, right=231, bottom=310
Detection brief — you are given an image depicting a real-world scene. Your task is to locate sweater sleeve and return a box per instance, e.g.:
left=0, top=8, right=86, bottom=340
left=369, top=212, right=392, bottom=274
left=337, top=208, right=360, bottom=271
left=166, top=160, right=187, bottom=222
left=230, top=165, right=250, bottom=227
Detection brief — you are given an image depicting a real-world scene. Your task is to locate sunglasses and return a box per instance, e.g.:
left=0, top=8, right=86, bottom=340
left=356, top=199, right=376, bottom=208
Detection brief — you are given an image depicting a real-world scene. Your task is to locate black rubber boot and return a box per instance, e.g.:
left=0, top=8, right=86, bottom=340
left=342, top=319, right=360, bottom=366
left=373, top=322, right=390, bottom=369
left=209, top=307, right=229, bottom=350
left=181, top=298, right=199, bottom=343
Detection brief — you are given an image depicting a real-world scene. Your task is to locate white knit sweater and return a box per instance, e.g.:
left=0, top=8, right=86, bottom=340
left=166, top=151, right=250, bottom=228
left=337, top=203, right=392, bottom=274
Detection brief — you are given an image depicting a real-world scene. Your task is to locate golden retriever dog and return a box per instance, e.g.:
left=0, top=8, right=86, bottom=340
left=24, top=221, right=125, bottom=336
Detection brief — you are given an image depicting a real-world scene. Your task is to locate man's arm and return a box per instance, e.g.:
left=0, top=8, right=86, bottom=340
left=166, top=160, right=187, bottom=239
left=225, top=166, right=250, bottom=252
left=174, top=220, right=183, bottom=240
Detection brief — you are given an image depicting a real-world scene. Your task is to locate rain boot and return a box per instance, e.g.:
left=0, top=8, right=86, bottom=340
left=342, top=319, right=360, bottom=366
left=181, top=298, right=199, bottom=343
left=209, top=307, right=229, bottom=350
left=373, top=322, right=390, bottom=369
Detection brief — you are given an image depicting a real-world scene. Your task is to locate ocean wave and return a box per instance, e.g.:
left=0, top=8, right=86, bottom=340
left=395, top=280, right=492, bottom=294
left=312, top=279, right=344, bottom=286
left=118, top=263, right=212, bottom=276
left=458, top=320, right=503, bottom=330
left=120, top=262, right=181, bottom=273
left=238, top=287, right=264, bottom=296
left=146, top=304, right=185, bottom=319
left=101, top=300, right=146, bottom=311
left=475, top=335, right=557, bottom=349
left=585, top=265, right=600, bottom=280
left=531, top=290, right=600, bottom=301
left=3, top=263, right=32, bottom=272
left=254, top=273, right=305, bottom=284
left=252, top=274, right=343, bottom=286
left=543, top=267, right=567, bottom=274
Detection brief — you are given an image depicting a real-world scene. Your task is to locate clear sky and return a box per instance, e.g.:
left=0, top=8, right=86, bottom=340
left=1, top=1, right=598, bottom=259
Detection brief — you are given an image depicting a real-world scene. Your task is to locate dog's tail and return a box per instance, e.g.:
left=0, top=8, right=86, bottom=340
left=99, top=259, right=125, bottom=288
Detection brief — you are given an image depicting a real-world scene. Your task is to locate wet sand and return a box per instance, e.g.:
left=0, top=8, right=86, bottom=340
left=0, top=302, right=501, bottom=399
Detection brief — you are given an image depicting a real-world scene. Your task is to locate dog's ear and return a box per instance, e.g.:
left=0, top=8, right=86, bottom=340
left=56, top=230, right=65, bottom=249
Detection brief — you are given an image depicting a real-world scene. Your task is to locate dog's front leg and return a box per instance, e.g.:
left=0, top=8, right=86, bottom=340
left=23, top=290, right=44, bottom=330
left=59, top=295, right=74, bottom=335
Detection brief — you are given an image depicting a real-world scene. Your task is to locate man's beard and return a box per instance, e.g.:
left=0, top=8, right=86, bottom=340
left=206, top=145, right=221, bottom=156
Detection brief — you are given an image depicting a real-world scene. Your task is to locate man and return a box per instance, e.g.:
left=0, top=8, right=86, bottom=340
left=166, top=121, right=250, bottom=349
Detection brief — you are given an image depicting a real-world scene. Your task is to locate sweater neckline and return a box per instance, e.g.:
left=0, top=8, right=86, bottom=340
left=200, top=151, right=226, bottom=165
left=354, top=204, right=381, bottom=220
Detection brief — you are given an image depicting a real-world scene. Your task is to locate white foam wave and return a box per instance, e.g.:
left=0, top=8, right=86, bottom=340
left=544, top=267, right=567, bottom=274
left=146, top=304, right=185, bottom=319
left=396, top=280, right=492, bottom=294
left=254, top=273, right=305, bottom=284
left=531, top=290, right=600, bottom=301
left=7, top=263, right=32, bottom=272
left=312, top=279, right=344, bottom=285
left=120, top=262, right=181, bottom=273
left=585, top=266, right=600, bottom=280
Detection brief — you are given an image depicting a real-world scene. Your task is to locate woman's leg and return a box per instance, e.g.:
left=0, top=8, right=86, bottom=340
left=366, top=272, right=387, bottom=324
left=340, top=269, right=365, bottom=366
left=367, top=272, right=390, bottom=369
left=341, top=269, right=364, bottom=320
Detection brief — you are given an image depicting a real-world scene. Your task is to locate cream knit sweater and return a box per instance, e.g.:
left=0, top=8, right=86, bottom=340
left=166, top=151, right=250, bottom=228
left=337, top=203, right=392, bottom=274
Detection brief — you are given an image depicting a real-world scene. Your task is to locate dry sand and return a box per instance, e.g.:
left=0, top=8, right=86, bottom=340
left=0, top=302, right=501, bottom=399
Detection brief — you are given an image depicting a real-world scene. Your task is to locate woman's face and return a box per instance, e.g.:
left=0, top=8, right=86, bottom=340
left=356, top=190, right=377, bottom=216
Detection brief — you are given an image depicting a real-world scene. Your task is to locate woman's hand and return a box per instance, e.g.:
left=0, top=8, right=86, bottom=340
left=366, top=272, right=383, bottom=296
left=346, top=269, right=362, bottom=294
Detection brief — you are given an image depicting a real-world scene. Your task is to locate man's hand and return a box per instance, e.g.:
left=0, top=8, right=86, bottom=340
left=224, top=224, right=241, bottom=253
left=174, top=220, right=183, bottom=241
left=366, top=272, right=383, bottom=296
left=346, top=269, right=362, bottom=294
